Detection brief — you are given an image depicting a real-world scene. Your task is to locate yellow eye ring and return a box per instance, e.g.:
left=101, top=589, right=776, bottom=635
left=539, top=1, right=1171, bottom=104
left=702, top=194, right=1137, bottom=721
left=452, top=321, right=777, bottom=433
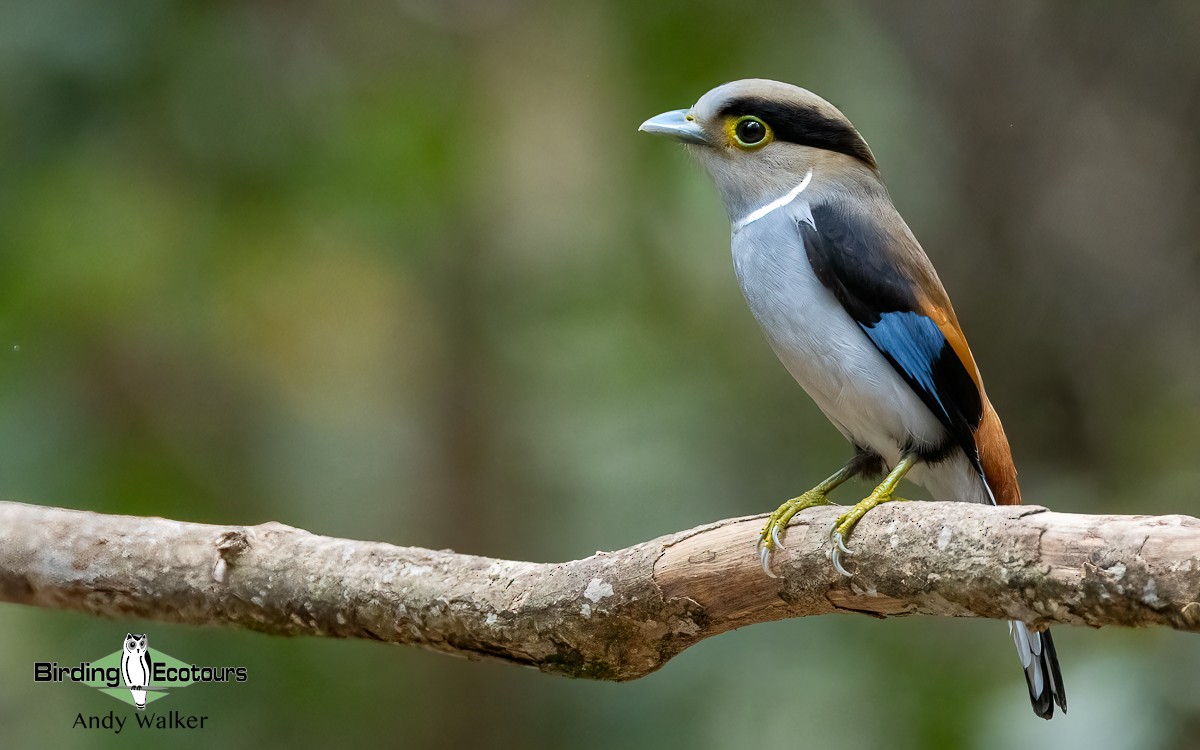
left=730, top=116, right=772, bottom=149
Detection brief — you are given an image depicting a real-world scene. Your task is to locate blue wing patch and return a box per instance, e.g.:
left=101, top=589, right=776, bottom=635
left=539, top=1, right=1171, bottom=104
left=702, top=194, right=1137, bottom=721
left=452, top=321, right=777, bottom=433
left=856, top=310, right=983, bottom=467
left=861, top=311, right=949, bottom=417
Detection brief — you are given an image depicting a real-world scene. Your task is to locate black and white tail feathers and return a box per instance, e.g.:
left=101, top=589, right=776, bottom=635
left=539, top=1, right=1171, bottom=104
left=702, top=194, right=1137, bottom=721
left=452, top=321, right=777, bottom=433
left=1010, top=621, right=1067, bottom=719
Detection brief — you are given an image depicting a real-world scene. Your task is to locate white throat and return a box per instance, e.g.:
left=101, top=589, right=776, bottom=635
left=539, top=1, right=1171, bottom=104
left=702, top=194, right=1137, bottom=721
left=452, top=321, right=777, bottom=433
left=731, top=169, right=813, bottom=233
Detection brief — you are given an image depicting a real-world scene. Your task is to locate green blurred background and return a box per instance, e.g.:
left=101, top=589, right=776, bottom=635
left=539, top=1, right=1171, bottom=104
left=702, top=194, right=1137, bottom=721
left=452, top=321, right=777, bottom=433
left=3, top=1, right=1200, bottom=748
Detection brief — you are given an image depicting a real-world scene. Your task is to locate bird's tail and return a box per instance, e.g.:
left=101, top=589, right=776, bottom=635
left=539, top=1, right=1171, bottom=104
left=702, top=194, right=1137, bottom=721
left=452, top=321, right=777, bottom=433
left=1009, top=620, right=1067, bottom=719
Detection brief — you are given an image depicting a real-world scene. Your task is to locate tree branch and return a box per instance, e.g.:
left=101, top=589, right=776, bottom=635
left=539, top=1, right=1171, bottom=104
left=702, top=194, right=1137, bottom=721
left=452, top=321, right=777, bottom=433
left=1, top=500, right=1198, bottom=679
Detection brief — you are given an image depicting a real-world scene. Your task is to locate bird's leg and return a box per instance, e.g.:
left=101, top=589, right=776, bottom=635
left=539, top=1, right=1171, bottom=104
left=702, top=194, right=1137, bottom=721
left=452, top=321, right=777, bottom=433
left=757, top=460, right=861, bottom=577
left=829, top=453, right=918, bottom=576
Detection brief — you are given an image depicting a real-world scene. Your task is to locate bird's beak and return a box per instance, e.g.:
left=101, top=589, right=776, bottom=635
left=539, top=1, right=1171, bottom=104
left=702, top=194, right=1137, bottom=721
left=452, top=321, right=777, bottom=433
left=639, top=109, right=708, bottom=145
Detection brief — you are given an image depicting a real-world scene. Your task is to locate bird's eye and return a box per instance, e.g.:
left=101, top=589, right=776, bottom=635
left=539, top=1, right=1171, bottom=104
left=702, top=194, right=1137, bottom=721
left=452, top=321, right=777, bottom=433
left=732, top=116, right=771, bottom=148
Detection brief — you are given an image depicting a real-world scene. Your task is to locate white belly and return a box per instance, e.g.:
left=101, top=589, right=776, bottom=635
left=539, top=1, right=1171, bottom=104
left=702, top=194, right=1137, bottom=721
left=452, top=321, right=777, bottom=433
left=731, top=209, right=987, bottom=503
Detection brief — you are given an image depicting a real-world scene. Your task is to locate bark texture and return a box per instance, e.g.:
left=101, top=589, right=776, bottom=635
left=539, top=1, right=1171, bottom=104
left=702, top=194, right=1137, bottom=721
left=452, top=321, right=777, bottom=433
left=1, top=500, right=1198, bottom=680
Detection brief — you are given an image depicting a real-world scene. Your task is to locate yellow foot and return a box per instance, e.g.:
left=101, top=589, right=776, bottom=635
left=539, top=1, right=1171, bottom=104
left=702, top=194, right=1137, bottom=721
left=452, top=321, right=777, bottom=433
left=829, top=491, right=909, bottom=577
left=757, top=490, right=832, bottom=578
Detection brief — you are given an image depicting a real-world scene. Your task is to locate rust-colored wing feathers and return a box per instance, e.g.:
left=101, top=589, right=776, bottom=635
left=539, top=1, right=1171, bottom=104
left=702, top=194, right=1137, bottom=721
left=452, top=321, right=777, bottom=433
left=916, top=292, right=1021, bottom=506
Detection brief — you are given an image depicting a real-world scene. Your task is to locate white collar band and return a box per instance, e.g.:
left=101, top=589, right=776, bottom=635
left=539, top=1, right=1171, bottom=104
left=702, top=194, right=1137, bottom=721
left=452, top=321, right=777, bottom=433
left=732, top=169, right=813, bottom=233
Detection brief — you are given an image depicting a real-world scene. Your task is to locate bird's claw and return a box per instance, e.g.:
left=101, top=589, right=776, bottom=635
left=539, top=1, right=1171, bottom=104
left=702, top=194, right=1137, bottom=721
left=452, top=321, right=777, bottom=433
left=830, top=545, right=853, bottom=577
left=756, top=489, right=834, bottom=579
left=756, top=517, right=787, bottom=579
left=758, top=539, right=778, bottom=578
left=834, top=530, right=853, bottom=556
left=828, top=526, right=855, bottom=577
left=756, top=518, right=788, bottom=578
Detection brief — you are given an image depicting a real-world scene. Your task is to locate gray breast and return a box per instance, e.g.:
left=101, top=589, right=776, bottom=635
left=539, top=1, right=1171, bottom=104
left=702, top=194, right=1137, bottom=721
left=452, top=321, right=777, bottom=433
left=729, top=203, right=947, bottom=464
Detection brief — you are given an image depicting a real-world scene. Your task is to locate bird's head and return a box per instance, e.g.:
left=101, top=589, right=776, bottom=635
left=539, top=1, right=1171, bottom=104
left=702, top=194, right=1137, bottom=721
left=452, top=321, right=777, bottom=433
left=640, top=79, right=879, bottom=222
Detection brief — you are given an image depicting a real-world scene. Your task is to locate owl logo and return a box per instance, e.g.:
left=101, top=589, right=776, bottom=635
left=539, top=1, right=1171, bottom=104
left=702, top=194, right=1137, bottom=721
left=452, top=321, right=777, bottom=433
left=120, top=633, right=152, bottom=710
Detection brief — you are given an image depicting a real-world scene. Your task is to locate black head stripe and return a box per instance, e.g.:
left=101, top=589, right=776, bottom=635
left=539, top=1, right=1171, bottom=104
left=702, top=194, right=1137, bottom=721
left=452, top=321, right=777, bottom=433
left=720, top=97, right=876, bottom=168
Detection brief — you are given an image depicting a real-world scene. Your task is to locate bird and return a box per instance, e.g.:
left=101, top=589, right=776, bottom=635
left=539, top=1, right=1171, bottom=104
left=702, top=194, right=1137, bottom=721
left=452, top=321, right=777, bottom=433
left=639, top=79, right=1066, bottom=719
